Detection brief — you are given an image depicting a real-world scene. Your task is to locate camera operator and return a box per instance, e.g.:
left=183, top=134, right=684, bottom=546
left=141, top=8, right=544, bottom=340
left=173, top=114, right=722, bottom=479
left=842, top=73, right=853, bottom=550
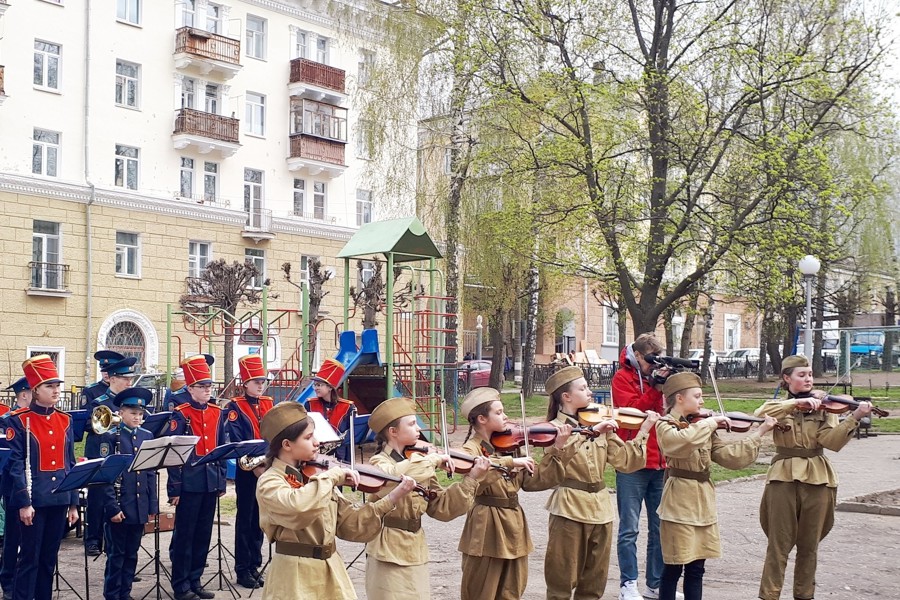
left=612, top=333, right=683, bottom=600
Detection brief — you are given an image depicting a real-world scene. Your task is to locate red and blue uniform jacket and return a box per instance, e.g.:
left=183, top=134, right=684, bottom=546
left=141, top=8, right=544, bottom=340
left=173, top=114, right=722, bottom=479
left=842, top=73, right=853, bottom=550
left=167, top=399, right=227, bottom=498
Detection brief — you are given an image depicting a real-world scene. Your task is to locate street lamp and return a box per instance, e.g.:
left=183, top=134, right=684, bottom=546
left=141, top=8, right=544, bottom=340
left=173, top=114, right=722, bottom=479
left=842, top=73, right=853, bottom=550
left=798, top=255, right=821, bottom=358
left=476, top=315, right=483, bottom=360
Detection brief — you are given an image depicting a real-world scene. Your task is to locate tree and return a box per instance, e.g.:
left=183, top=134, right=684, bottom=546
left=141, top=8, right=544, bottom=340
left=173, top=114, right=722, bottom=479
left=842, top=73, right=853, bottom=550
left=180, top=259, right=272, bottom=385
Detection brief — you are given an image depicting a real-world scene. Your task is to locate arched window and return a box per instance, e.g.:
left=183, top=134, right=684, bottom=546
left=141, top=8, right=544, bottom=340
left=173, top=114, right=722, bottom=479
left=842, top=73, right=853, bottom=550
left=105, top=321, right=146, bottom=371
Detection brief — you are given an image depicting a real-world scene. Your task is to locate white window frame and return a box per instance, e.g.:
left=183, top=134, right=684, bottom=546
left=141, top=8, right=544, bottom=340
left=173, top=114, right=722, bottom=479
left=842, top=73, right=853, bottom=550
left=115, top=60, right=140, bottom=109
left=116, top=0, right=141, bottom=26
left=32, top=128, right=61, bottom=178
left=203, top=161, right=218, bottom=203
left=188, top=241, right=211, bottom=278
left=114, top=144, right=140, bottom=190
left=313, top=182, right=326, bottom=220
left=180, top=157, right=195, bottom=198
left=33, top=40, right=61, bottom=91
left=26, top=346, right=66, bottom=382
left=115, top=231, right=141, bottom=278
left=603, top=305, right=619, bottom=346
left=245, top=92, right=266, bottom=136
left=246, top=15, right=267, bottom=60
left=245, top=248, right=266, bottom=289
left=356, top=189, right=372, bottom=227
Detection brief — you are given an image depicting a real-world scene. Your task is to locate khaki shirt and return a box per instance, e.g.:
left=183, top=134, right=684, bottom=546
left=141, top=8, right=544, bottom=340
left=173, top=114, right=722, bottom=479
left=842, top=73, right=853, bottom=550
left=256, top=458, right=396, bottom=600
left=545, top=413, right=648, bottom=525
left=457, top=435, right=575, bottom=559
left=656, top=413, right=761, bottom=526
left=754, top=399, right=858, bottom=487
left=367, top=449, right=478, bottom=566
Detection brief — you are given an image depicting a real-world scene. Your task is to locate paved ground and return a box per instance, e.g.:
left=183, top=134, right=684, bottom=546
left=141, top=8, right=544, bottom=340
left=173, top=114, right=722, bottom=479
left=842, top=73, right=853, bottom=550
left=53, top=432, right=900, bottom=600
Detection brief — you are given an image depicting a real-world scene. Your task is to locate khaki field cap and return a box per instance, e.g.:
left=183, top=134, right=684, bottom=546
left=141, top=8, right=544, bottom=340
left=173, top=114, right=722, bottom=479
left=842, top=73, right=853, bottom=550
left=662, top=372, right=702, bottom=398
left=460, top=387, right=501, bottom=419
left=369, top=397, right=417, bottom=434
left=781, top=355, right=809, bottom=373
left=260, top=402, right=308, bottom=442
left=545, top=366, right=584, bottom=396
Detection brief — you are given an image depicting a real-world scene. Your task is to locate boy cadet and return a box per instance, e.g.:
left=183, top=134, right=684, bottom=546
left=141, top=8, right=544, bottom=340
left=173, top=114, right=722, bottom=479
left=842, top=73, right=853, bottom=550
left=80, top=351, right=126, bottom=407
left=99, top=387, right=158, bottom=600
left=0, top=378, right=31, bottom=600
left=223, top=354, right=272, bottom=589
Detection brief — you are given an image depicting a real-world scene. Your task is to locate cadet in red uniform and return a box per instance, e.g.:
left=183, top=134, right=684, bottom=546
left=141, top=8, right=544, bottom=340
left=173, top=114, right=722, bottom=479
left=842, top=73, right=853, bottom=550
left=168, top=355, right=227, bottom=600
left=6, top=355, right=79, bottom=600
left=224, top=354, right=273, bottom=589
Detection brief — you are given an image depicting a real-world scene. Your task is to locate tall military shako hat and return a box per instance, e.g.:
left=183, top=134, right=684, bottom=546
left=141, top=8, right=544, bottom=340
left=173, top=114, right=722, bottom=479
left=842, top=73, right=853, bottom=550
left=260, top=402, right=308, bottom=443
left=239, top=354, right=267, bottom=382
left=116, top=387, right=152, bottom=409
left=94, top=350, right=126, bottom=369
left=545, top=366, right=584, bottom=396
left=22, top=354, right=63, bottom=388
left=781, top=355, right=809, bottom=374
left=369, top=397, right=416, bottom=435
left=102, top=356, right=138, bottom=376
left=662, top=372, right=702, bottom=398
left=311, top=358, right=344, bottom=389
left=181, top=354, right=215, bottom=386
left=4, top=377, right=30, bottom=394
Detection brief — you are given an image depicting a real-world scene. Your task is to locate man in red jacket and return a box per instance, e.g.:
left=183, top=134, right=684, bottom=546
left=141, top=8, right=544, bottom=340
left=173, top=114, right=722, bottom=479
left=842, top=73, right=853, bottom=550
left=612, top=333, right=682, bottom=600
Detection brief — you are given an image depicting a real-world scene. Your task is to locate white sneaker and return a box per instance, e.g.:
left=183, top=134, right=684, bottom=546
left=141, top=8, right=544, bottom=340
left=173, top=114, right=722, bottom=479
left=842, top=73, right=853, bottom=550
left=643, top=588, right=684, bottom=600
left=619, top=581, right=643, bottom=600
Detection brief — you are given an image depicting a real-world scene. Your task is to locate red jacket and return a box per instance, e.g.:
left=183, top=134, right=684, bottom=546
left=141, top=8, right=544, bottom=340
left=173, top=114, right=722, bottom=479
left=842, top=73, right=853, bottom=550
left=611, top=345, right=666, bottom=470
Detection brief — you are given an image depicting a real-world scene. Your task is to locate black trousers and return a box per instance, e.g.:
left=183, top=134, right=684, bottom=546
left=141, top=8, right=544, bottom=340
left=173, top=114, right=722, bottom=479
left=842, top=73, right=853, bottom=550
left=233, top=469, right=262, bottom=577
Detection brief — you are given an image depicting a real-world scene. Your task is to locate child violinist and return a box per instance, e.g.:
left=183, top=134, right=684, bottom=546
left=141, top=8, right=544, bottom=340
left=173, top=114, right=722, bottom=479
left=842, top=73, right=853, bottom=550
left=655, top=372, right=777, bottom=600
left=365, top=397, right=491, bottom=600
left=543, top=366, right=659, bottom=600
left=456, top=387, right=575, bottom=600
left=255, top=401, right=416, bottom=600
left=754, top=355, right=872, bottom=600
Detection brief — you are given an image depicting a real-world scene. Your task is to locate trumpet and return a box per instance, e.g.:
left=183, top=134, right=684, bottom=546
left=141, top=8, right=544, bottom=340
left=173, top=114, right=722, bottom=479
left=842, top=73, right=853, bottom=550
left=91, top=405, right=122, bottom=434
left=238, top=455, right=267, bottom=471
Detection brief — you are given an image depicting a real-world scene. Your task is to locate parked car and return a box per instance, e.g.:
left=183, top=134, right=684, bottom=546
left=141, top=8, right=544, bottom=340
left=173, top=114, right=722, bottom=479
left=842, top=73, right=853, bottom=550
left=457, top=360, right=492, bottom=391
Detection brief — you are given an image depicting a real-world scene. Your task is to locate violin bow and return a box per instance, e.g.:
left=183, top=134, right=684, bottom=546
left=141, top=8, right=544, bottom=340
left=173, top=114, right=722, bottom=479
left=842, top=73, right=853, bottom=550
left=519, top=390, right=530, bottom=459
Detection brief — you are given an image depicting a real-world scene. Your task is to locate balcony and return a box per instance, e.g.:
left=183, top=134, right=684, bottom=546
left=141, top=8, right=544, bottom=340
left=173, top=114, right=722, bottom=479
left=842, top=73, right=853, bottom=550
left=0, top=65, right=6, bottom=104
left=243, top=207, right=275, bottom=242
left=287, top=134, right=347, bottom=177
left=27, top=262, right=72, bottom=297
left=172, top=108, right=240, bottom=157
left=288, top=58, right=347, bottom=106
left=174, top=27, right=241, bottom=79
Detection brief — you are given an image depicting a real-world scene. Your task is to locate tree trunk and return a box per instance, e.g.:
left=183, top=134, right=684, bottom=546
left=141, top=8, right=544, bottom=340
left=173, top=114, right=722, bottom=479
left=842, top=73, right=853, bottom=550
left=521, top=258, right=540, bottom=398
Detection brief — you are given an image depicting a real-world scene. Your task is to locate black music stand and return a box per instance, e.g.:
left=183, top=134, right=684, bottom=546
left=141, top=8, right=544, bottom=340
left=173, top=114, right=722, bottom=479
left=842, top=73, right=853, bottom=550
left=52, top=454, right=133, bottom=600
left=193, top=440, right=268, bottom=599
left=128, top=435, right=199, bottom=600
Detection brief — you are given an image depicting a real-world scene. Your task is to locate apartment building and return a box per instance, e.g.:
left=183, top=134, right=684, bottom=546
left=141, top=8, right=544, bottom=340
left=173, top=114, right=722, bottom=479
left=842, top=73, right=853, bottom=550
left=0, top=0, right=413, bottom=386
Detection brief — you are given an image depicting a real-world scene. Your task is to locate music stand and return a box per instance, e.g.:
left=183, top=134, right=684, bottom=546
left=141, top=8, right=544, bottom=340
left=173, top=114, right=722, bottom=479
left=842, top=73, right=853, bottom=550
left=129, top=435, right=199, bottom=600
left=52, top=454, right=133, bottom=600
left=193, top=440, right=268, bottom=599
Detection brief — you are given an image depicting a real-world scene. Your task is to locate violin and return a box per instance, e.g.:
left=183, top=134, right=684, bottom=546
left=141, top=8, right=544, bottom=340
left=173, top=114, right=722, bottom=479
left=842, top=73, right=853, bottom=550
left=301, top=455, right=437, bottom=501
left=402, top=445, right=512, bottom=479
left=577, top=404, right=649, bottom=430
left=490, top=424, right=599, bottom=453
left=682, top=409, right=790, bottom=432
left=794, top=395, right=889, bottom=418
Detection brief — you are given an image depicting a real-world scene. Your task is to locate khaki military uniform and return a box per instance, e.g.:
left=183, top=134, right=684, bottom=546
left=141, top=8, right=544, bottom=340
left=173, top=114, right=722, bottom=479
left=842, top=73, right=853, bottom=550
left=655, top=413, right=762, bottom=565
left=544, top=413, right=648, bottom=600
left=255, top=458, right=396, bottom=600
left=457, top=435, right=576, bottom=600
left=365, top=449, right=479, bottom=600
left=754, top=399, right=859, bottom=600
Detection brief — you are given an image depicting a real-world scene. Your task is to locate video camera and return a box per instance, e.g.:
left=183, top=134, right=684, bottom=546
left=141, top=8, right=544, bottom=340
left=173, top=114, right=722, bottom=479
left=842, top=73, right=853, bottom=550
left=643, top=354, right=699, bottom=385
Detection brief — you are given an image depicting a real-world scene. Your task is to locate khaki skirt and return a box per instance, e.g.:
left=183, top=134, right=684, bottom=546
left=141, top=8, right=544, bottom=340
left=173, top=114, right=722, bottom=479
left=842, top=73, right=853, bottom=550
left=660, top=520, right=721, bottom=564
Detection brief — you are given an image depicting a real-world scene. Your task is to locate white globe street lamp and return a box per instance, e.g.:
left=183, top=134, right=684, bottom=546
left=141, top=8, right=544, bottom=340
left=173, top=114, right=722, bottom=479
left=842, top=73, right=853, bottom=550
left=798, top=255, right=821, bottom=359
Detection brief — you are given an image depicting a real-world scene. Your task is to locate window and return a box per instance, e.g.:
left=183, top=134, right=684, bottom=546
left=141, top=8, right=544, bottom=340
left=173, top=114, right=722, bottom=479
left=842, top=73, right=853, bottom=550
left=180, top=157, right=194, bottom=198
left=356, top=120, right=373, bottom=159
left=181, top=78, right=196, bottom=109
left=359, top=260, right=375, bottom=287
left=114, top=145, right=139, bottom=190
left=604, top=306, right=619, bottom=345
left=188, top=241, right=211, bottom=278
left=115, top=61, right=140, bottom=108
left=315, top=36, right=329, bottom=64
left=356, top=189, right=372, bottom=226
left=116, top=0, right=140, bottom=25
left=294, top=30, right=309, bottom=59
left=244, top=168, right=263, bottom=215
left=246, top=16, right=266, bottom=59
left=358, top=49, right=374, bottom=86
left=313, top=182, right=326, bottom=220
left=245, top=92, right=265, bottom=136
left=299, top=255, right=317, bottom=285
left=206, top=3, right=221, bottom=34
left=245, top=248, right=265, bottom=288
left=203, top=162, right=218, bottom=202
left=290, top=98, right=347, bottom=141
left=32, top=129, right=60, bottom=177
left=204, top=84, right=219, bottom=114
left=181, top=0, right=195, bottom=27
left=115, top=231, right=140, bottom=277
left=293, top=179, right=305, bottom=216
left=33, top=40, right=61, bottom=90
left=32, top=220, right=61, bottom=289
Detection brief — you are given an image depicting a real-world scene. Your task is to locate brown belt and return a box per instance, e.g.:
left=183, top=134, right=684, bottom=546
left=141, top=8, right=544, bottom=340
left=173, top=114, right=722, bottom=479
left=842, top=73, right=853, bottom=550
left=666, top=467, right=711, bottom=482
left=560, top=478, right=605, bottom=493
left=475, top=495, right=520, bottom=509
left=274, top=540, right=335, bottom=560
left=383, top=516, right=422, bottom=533
left=773, top=446, right=824, bottom=461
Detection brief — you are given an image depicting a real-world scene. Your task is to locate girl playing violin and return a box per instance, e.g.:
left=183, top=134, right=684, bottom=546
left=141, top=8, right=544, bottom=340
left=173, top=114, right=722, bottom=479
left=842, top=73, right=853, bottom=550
left=754, top=355, right=872, bottom=600
left=543, top=366, right=659, bottom=600
left=456, top=387, right=575, bottom=600
left=655, top=372, right=777, bottom=600
left=255, top=402, right=416, bottom=600
left=365, top=397, right=491, bottom=600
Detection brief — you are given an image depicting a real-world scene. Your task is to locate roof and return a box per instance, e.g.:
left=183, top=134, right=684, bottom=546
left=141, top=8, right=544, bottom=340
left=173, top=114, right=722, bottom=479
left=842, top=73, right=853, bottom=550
left=336, top=216, right=442, bottom=262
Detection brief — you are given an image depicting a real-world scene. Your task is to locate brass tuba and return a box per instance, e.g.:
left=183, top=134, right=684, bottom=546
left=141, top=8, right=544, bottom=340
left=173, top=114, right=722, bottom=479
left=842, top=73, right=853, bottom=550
left=91, top=405, right=122, bottom=434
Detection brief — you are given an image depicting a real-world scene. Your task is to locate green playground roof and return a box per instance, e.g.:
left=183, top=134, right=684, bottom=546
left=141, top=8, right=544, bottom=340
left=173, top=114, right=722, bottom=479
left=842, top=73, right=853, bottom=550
left=337, top=216, right=442, bottom=262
